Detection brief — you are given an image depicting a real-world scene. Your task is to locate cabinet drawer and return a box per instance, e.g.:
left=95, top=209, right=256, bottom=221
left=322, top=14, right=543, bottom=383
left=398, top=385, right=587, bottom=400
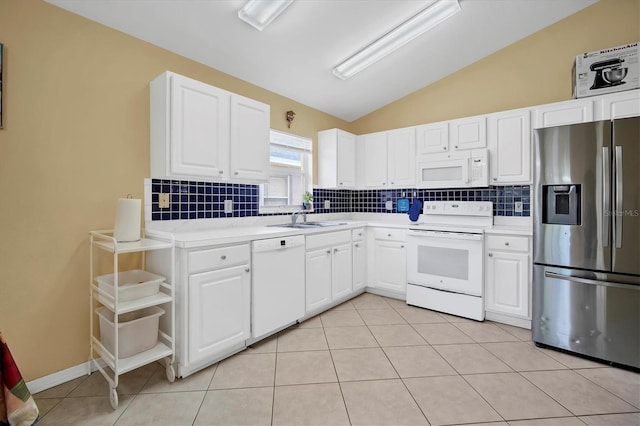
left=306, top=230, right=350, bottom=251
left=373, top=228, right=406, bottom=242
left=486, top=235, right=529, bottom=252
left=352, top=228, right=366, bottom=242
left=189, top=244, right=250, bottom=274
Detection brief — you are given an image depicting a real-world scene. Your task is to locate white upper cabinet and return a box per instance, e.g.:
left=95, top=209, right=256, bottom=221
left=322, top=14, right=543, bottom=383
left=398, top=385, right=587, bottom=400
left=416, top=116, right=485, bottom=156
left=487, top=108, right=532, bottom=184
left=229, top=94, right=270, bottom=181
left=387, top=127, right=416, bottom=187
left=449, top=115, right=487, bottom=150
left=595, top=89, right=640, bottom=120
left=318, top=129, right=356, bottom=188
left=533, top=98, right=594, bottom=129
left=416, top=121, right=449, bottom=154
left=362, top=131, right=389, bottom=188
left=150, top=71, right=270, bottom=182
left=151, top=72, right=230, bottom=179
left=361, top=128, right=415, bottom=188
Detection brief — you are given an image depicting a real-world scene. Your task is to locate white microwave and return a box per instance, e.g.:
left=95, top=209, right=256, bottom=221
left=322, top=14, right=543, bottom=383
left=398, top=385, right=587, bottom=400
left=416, top=149, right=489, bottom=189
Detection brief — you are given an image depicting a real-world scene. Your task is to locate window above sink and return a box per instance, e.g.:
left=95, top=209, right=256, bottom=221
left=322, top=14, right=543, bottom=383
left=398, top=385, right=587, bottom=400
left=259, top=130, right=313, bottom=214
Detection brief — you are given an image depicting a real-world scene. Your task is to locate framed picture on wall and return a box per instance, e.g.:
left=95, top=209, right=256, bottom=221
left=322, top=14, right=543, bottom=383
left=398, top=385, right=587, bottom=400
left=0, top=43, right=3, bottom=129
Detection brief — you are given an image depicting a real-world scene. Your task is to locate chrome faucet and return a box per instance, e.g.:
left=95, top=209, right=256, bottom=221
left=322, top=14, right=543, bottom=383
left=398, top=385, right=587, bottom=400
left=291, top=209, right=307, bottom=224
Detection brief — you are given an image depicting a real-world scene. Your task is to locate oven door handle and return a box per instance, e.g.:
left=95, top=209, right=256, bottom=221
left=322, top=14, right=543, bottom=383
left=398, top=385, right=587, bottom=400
left=408, top=230, right=483, bottom=241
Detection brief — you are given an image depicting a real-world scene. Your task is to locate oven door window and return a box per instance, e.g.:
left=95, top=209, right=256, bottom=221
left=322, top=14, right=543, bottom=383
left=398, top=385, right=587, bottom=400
left=418, top=245, right=468, bottom=280
left=407, top=234, right=484, bottom=296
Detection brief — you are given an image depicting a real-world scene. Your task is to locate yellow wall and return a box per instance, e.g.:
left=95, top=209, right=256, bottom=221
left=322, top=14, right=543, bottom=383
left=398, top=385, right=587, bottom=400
left=1, top=0, right=638, bottom=382
left=350, top=0, right=640, bottom=133
left=0, top=0, right=348, bottom=381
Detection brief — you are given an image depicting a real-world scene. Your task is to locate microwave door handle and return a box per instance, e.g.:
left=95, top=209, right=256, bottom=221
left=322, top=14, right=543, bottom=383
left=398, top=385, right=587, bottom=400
left=602, top=147, right=610, bottom=247
left=615, top=145, right=623, bottom=248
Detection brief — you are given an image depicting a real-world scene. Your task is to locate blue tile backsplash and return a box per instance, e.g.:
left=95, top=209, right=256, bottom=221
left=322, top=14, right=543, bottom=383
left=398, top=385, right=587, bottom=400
left=150, top=179, right=530, bottom=221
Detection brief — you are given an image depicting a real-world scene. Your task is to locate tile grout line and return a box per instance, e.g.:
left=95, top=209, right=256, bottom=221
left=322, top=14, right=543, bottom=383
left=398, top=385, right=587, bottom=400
left=271, top=333, right=280, bottom=426
left=320, top=314, right=353, bottom=425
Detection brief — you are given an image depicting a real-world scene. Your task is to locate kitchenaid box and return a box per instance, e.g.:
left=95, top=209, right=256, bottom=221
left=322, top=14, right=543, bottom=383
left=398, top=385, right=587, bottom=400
left=572, top=41, right=639, bottom=98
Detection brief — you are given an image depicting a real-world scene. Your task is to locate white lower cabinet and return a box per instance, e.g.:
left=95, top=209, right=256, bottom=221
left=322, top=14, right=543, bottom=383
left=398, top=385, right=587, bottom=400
left=165, top=243, right=251, bottom=374
left=372, top=228, right=406, bottom=294
left=305, top=248, right=332, bottom=311
left=352, top=228, right=367, bottom=291
left=188, top=265, right=250, bottom=364
left=305, top=230, right=353, bottom=313
left=485, top=234, right=532, bottom=323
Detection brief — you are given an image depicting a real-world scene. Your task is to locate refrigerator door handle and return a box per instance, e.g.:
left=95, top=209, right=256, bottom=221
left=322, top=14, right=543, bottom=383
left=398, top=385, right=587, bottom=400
left=615, top=145, right=623, bottom=249
left=544, top=271, right=639, bottom=291
left=602, top=147, right=610, bottom=247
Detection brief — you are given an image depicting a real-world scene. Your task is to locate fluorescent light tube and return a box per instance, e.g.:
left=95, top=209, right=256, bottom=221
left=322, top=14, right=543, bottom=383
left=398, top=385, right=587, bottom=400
left=333, top=0, right=461, bottom=80
left=238, top=0, right=294, bottom=31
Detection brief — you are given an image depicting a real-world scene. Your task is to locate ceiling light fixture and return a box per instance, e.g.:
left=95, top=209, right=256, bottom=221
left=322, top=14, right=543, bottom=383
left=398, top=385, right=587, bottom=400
left=332, top=0, right=461, bottom=80
left=238, top=0, right=294, bottom=31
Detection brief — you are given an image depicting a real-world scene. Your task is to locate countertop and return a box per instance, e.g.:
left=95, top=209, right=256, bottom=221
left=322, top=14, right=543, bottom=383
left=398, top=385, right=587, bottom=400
left=146, top=214, right=532, bottom=248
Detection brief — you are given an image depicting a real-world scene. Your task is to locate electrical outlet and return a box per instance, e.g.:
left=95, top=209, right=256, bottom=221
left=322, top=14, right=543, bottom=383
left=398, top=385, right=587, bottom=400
left=514, top=201, right=523, bottom=213
left=324, top=200, right=330, bottom=209
left=385, top=200, right=393, bottom=211
left=158, top=193, right=170, bottom=209
left=224, top=199, right=234, bottom=214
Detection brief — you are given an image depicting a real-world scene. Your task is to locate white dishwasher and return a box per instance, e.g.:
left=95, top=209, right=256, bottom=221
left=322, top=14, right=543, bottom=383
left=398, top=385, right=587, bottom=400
left=251, top=235, right=305, bottom=339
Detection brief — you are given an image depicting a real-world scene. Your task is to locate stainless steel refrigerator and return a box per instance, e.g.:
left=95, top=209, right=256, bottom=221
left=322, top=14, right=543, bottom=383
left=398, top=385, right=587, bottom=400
left=533, top=116, right=639, bottom=369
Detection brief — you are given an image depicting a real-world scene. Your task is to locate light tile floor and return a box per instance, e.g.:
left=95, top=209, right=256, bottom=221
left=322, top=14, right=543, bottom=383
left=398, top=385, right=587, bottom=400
left=34, top=293, right=640, bottom=426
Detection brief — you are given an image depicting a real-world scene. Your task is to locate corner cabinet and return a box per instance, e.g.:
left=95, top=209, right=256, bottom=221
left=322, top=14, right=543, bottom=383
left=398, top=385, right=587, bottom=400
left=484, top=233, right=532, bottom=328
left=352, top=228, right=367, bottom=291
left=371, top=228, right=407, bottom=295
left=150, top=71, right=270, bottom=182
left=487, top=108, right=532, bottom=184
left=317, top=128, right=357, bottom=189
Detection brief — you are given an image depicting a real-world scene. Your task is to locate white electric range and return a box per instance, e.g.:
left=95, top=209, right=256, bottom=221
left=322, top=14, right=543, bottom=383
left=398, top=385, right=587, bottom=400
left=406, top=201, right=493, bottom=321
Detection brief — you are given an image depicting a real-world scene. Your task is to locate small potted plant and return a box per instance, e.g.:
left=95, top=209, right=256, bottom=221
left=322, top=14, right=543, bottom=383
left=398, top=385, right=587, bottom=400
left=302, top=191, right=314, bottom=210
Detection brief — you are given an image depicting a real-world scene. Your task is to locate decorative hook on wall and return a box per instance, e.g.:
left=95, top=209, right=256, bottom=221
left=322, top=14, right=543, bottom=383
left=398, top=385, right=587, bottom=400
left=286, top=110, right=296, bottom=128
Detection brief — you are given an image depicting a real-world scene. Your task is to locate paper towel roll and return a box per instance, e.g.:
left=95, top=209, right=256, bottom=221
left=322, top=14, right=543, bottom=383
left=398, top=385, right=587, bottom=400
left=113, top=198, right=141, bottom=242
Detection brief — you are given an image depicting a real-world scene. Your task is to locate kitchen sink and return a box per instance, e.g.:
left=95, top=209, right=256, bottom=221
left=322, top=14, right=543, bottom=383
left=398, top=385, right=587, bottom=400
left=267, top=221, right=347, bottom=229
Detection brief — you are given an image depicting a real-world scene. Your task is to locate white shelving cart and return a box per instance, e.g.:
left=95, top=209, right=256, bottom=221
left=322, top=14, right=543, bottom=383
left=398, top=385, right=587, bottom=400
left=89, top=230, right=176, bottom=409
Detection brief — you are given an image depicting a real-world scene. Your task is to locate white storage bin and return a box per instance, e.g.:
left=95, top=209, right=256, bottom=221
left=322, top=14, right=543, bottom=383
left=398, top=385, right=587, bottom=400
left=97, top=306, right=164, bottom=358
left=97, top=269, right=164, bottom=303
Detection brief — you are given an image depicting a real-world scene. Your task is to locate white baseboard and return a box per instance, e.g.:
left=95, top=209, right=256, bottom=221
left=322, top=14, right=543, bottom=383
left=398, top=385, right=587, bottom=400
left=485, top=311, right=532, bottom=329
left=27, top=361, right=94, bottom=395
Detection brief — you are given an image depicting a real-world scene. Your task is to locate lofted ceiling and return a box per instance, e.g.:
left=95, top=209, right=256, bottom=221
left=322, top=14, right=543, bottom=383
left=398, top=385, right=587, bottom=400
left=45, top=0, right=598, bottom=122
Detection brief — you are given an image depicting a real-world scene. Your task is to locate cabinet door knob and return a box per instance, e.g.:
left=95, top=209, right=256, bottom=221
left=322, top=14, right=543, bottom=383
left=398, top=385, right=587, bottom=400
left=355, top=243, right=359, bottom=247
left=245, top=268, right=250, bottom=273
left=454, top=145, right=458, bottom=149
left=339, top=182, right=343, bottom=185
left=358, top=233, right=362, bottom=236
left=219, top=170, right=224, bottom=174
left=334, top=248, right=338, bottom=253
left=221, top=255, right=226, bottom=260
left=488, top=253, right=493, bottom=257
left=505, top=242, right=510, bottom=246
left=443, top=147, right=447, bottom=151
left=390, top=182, right=395, bottom=185
left=493, top=177, right=497, bottom=181
left=234, top=171, right=239, bottom=175
left=401, top=245, right=405, bottom=248
left=387, top=233, right=391, bottom=237
left=326, top=250, right=331, bottom=254
left=382, top=182, right=386, bottom=185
